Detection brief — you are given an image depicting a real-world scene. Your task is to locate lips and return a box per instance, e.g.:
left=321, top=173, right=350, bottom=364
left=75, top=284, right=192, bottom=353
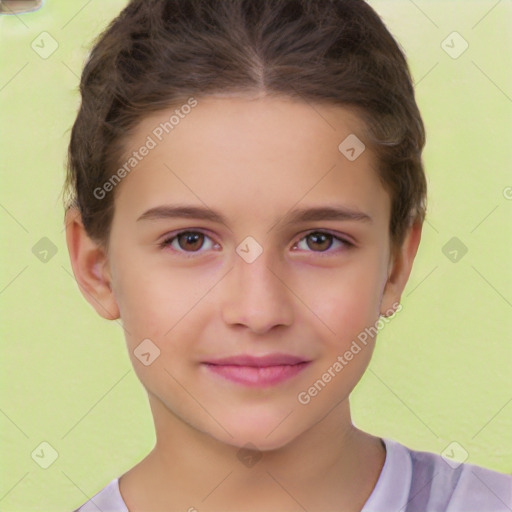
left=201, top=353, right=312, bottom=387
left=203, top=353, right=309, bottom=367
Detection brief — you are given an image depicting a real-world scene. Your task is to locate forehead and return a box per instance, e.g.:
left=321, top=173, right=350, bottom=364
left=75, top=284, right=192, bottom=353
left=112, top=95, right=390, bottom=228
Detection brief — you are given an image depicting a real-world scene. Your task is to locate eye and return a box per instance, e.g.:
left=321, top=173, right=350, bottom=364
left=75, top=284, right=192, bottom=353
left=159, top=229, right=353, bottom=258
left=159, top=230, right=219, bottom=256
left=292, top=230, right=352, bottom=254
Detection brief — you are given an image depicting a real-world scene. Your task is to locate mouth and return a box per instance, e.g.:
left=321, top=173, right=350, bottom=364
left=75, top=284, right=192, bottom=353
left=201, top=353, right=312, bottom=387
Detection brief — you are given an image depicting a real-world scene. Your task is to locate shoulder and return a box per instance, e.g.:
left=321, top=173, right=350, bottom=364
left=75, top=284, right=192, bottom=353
left=388, top=438, right=511, bottom=512
left=71, top=478, right=128, bottom=512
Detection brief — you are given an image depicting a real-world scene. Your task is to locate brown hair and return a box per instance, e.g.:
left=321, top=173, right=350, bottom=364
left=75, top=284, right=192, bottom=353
left=63, top=0, right=427, bottom=254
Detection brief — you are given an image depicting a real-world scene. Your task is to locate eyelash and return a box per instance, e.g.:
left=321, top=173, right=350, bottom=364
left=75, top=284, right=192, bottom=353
left=158, top=229, right=354, bottom=258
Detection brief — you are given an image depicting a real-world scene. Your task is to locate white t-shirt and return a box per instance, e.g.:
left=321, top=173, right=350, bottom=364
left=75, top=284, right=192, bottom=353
left=73, top=437, right=512, bottom=511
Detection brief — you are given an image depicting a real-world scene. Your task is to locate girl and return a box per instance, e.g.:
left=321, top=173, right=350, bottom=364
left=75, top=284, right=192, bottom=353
left=64, top=0, right=512, bottom=510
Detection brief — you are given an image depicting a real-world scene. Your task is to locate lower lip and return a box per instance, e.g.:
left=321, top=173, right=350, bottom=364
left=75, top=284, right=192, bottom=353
left=202, top=362, right=311, bottom=387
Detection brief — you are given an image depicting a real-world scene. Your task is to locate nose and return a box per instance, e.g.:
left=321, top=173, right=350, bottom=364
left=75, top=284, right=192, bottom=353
left=221, top=248, right=294, bottom=334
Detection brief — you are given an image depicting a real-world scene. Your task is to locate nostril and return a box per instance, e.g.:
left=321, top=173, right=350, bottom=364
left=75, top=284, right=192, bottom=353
left=0, top=0, right=43, bottom=15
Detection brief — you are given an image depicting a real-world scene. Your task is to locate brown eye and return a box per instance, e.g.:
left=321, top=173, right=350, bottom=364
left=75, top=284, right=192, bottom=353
left=293, top=231, right=351, bottom=254
left=176, top=231, right=204, bottom=252
left=305, top=232, right=334, bottom=251
left=160, top=230, right=217, bottom=256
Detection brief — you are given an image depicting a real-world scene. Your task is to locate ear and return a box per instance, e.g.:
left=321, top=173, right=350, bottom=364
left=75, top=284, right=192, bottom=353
left=64, top=207, right=120, bottom=320
left=380, top=221, right=423, bottom=315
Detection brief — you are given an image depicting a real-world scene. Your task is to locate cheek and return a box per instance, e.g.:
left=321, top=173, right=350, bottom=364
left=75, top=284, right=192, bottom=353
left=112, top=251, right=188, bottom=328
left=304, top=259, right=385, bottom=338
left=296, top=266, right=384, bottom=406
left=112, top=266, right=198, bottom=388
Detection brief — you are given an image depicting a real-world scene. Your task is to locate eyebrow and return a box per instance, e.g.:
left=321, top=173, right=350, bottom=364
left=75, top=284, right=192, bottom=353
left=137, top=204, right=372, bottom=227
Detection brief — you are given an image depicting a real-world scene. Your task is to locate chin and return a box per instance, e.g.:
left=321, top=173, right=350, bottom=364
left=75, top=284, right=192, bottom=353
left=207, top=412, right=302, bottom=452
left=220, top=430, right=297, bottom=453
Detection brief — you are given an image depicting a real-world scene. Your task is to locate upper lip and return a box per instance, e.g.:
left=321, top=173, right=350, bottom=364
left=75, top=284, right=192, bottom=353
left=203, top=354, right=309, bottom=367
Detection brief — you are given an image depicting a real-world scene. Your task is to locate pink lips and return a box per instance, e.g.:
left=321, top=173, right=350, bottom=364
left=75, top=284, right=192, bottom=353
left=202, top=353, right=311, bottom=387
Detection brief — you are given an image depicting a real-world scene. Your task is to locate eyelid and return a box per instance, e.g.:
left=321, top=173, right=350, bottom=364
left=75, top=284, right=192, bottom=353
left=299, top=228, right=354, bottom=246
left=293, top=229, right=354, bottom=254
left=158, top=228, right=213, bottom=245
left=158, top=228, right=218, bottom=254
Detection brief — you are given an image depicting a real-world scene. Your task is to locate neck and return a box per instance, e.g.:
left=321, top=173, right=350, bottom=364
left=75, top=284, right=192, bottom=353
left=119, top=394, right=385, bottom=512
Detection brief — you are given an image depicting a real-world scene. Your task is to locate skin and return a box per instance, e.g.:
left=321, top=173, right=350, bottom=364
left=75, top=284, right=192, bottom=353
left=65, top=94, right=422, bottom=512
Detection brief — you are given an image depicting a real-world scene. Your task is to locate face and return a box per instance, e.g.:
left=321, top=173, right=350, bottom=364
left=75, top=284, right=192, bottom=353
left=68, top=95, right=419, bottom=452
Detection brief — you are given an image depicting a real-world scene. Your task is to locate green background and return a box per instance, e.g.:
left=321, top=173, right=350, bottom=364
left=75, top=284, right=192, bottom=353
left=1, top=0, right=511, bottom=510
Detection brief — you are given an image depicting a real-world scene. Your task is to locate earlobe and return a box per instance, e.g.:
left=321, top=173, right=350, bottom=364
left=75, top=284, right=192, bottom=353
left=380, top=221, right=423, bottom=315
left=64, top=207, right=120, bottom=320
